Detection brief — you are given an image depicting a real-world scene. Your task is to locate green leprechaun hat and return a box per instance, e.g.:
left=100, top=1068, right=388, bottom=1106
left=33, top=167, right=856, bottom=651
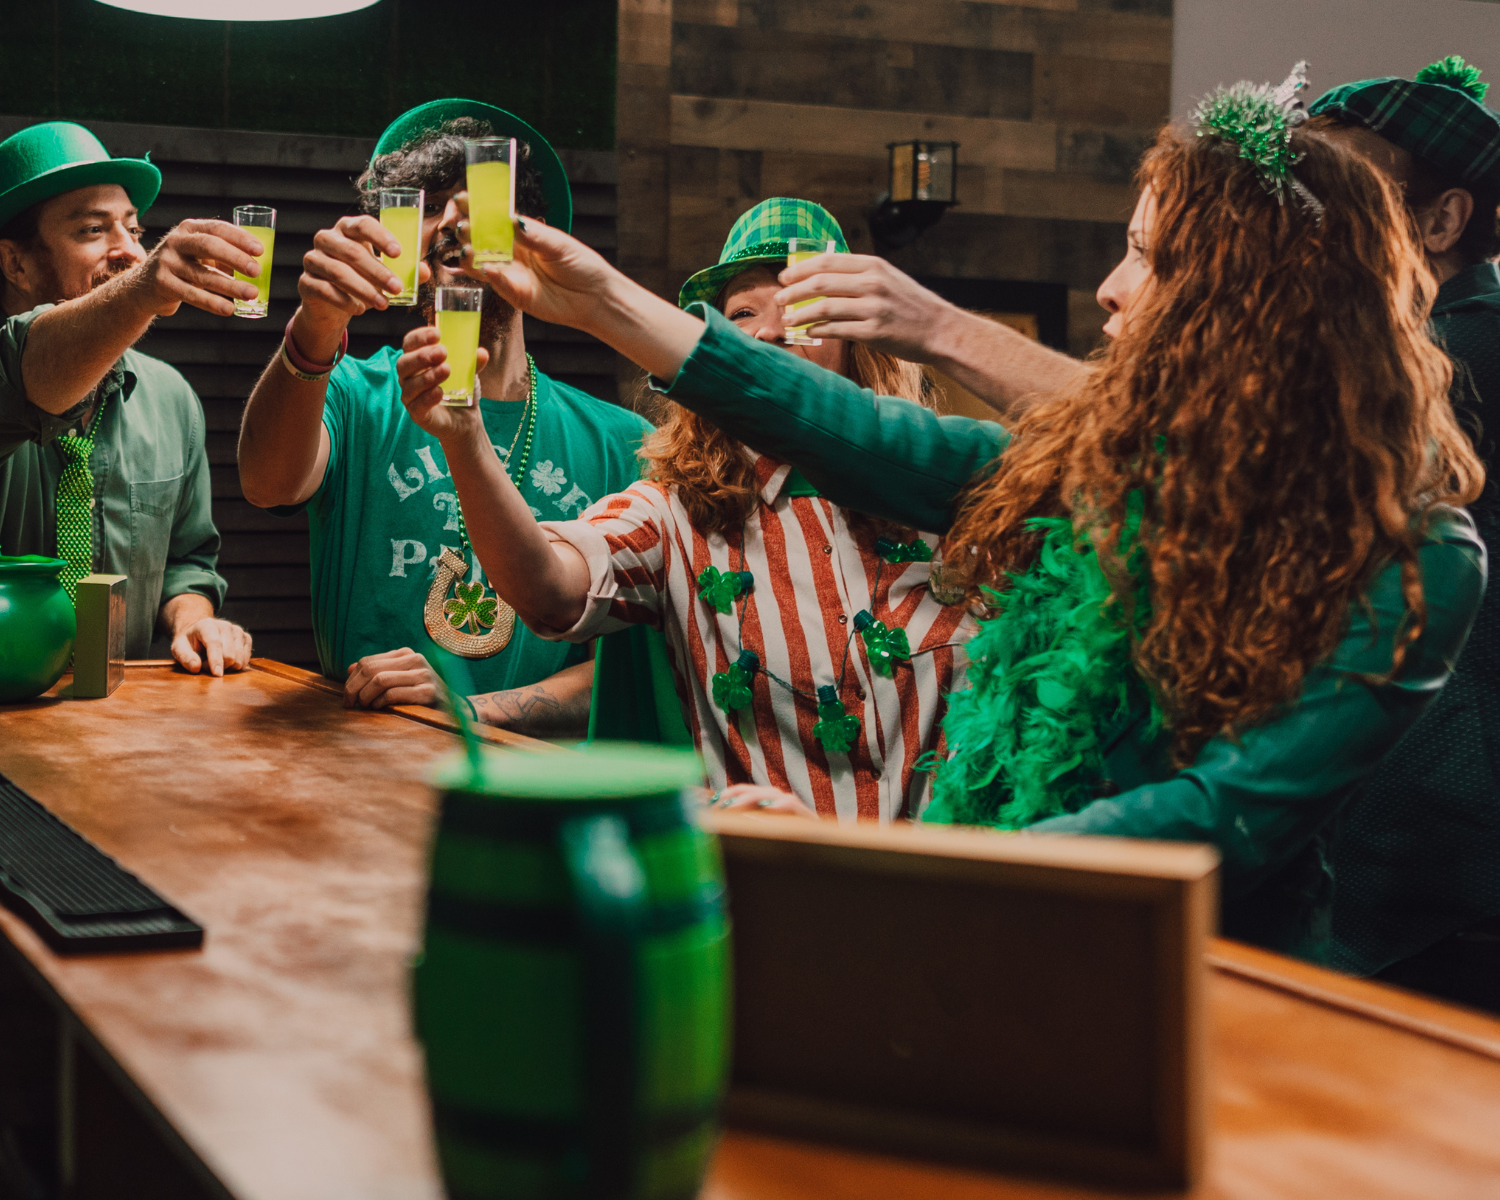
left=1310, top=56, right=1500, bottom=188
left=678, top=197, right=849, bottom=310
left=0, top=122, right=161, bottom=234
left=372, top=99, right=572, bottom=234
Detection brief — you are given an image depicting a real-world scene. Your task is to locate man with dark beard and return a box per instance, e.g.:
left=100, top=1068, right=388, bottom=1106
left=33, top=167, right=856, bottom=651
left=0, top=121, right=254, bottom=673
left=238, top=102, right=649, bottom=736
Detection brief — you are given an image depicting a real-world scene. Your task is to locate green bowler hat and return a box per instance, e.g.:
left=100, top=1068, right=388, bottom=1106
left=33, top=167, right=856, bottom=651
left=0, top=122, right=161, bottom=234
left=1310, top=56, right=1500, bottom=189
left=372, top=98, right=572, bottom=234
left=678, top=197, right=849, bottom=310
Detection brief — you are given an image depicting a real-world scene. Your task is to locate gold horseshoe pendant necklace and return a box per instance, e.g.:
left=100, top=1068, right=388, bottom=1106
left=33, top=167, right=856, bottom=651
left=423, top=353, right=538, bottom=659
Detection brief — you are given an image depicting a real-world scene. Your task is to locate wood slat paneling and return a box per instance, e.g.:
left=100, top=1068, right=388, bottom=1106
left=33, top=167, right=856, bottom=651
left=671, top=23, right=1035, bottom=120
left=617, top=0, right=1167, bottom=352
left=722, top=0, right=1173, bottom=64
left=1032, top=54, right=1171, bottom=125
left=670, top=94, right=1059, bottom=172
left=220, top=565, right=311, bottom=598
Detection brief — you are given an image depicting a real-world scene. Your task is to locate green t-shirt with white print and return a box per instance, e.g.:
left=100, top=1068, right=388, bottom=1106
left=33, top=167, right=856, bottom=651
left=297, top=345, right=651, bottom=691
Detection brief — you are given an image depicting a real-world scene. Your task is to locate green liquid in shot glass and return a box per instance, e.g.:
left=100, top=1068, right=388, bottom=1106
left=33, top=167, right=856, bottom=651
left=467, top=159, right=514, bottom=263
left=233, top=226, right=275, bottom=318
left=437, top=309, right=482, bottom=405
left=380, top=205, right=421, bottom=306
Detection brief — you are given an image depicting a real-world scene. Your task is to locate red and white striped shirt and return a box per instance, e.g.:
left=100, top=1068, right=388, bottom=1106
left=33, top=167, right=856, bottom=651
left=535, top=456, right=973, bottom=822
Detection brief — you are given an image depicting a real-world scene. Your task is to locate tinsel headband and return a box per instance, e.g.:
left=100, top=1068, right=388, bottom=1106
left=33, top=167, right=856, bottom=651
left=1191, top=61, right=1325, bottom=220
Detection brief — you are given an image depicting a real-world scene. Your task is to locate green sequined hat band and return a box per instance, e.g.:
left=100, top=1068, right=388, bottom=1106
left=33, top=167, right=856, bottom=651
left=1192, top=60, right=1324, bottom=221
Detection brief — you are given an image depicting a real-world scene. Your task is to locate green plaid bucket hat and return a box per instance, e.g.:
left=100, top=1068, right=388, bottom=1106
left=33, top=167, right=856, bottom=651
left=1310, top=56, right=1500, bottom=188
left=678, top=197, right=848, bottom=309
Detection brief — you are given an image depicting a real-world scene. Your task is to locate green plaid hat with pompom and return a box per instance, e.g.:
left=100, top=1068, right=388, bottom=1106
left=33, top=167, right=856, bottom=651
left=677, top=197, right=848, bottom=310
left=1310, top=56, right=1500, bottom=188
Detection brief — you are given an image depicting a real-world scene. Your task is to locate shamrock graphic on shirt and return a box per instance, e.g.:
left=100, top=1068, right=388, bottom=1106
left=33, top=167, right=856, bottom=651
left=531, top=460, right=566, bottom=496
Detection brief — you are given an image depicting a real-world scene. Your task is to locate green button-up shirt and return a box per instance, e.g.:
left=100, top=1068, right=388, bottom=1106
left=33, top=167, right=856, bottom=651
left=0, top=305, right=227, bottom=657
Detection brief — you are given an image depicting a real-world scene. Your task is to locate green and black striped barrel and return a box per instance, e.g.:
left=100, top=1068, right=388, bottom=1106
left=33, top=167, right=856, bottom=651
left=416, top=743, right=730, bottom=1200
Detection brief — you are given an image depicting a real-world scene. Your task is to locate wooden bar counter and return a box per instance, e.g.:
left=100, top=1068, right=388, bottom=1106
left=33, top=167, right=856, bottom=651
left=1, top=661, right=1498, bottom=1199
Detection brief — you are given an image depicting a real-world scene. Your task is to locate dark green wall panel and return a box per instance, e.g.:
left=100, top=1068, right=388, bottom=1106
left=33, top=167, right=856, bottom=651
left=0, top=0, right=616, bottom=149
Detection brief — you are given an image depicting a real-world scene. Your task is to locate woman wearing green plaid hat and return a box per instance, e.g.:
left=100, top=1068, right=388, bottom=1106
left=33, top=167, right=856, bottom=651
left=455, top=69, right=1490, bottom=965
left=396, top=198, right=974, bottom=823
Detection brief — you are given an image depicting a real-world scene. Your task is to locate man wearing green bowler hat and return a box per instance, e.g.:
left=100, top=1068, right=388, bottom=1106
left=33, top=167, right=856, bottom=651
left=238, top=101, right=651, bottom=736
left=0, top=120, right=259, bottom=674
left=1303, top=57, right=1500, bottom=1012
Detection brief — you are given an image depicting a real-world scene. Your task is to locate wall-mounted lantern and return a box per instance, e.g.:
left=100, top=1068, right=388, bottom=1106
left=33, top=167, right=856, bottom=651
left=868, top=140, right=959, bottom=253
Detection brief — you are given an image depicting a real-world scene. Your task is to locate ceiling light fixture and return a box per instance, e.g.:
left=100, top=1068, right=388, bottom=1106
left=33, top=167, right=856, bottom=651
left=95, top=0, right=379, bottom=19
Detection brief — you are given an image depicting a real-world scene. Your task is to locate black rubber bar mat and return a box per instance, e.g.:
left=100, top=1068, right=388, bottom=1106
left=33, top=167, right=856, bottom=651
left=0, top=772, right=203, bottom=953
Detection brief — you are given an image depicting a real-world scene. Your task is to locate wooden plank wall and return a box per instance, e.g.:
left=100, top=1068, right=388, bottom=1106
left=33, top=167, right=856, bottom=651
left=0, top=115, right=620, bottom=669
left=617, top=0, right=1171, bottom=357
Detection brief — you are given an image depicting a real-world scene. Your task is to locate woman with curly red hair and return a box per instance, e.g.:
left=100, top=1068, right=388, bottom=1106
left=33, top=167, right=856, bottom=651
left=397, top=198, right=971, bottom=823
left=436, top=67, right=1487, bottom=960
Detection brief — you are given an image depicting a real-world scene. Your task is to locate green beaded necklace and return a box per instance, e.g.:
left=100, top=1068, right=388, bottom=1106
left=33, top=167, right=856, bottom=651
left=423, top=353, right=540, bottom=659
left=452, top=352, right=540, bottom=552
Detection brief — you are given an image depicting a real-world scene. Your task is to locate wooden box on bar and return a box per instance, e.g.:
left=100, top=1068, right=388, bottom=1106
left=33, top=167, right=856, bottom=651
left=702, top=814, right=1218, bottom=1190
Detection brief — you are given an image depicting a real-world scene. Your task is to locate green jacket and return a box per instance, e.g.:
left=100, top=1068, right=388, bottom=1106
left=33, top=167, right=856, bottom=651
left=658, top=306, right=1487, bottom=961
left=0, top=306, right=226, bottom=657
left=1330, top=262, right=1500, bottom=974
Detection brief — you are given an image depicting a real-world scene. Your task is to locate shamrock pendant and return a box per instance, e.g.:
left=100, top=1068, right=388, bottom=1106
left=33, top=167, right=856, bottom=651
left=711, top=649, right=759, bottom=712
left=853, top=610, right=910, bottom=676
left=813, top=685, right=861, bottom=755
left=874, top=536, right=933, bottom=564
left=424, top=546, right=516, bottom=659
left=446, top=579, right=500, bottom=633
left=697, top=565, right=754, bottom=615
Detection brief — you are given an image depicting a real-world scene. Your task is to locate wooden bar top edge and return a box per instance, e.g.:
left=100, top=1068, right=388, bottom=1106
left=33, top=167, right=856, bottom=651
left=247, top=657, right=563, bottom=753
left=703, top=809, right=1222, bottom=880
left=1209, top=938, right=1500, bottom=1060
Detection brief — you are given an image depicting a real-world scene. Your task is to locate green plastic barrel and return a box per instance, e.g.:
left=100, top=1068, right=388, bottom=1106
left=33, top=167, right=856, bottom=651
left=416, top=743, right=730, bottom=1200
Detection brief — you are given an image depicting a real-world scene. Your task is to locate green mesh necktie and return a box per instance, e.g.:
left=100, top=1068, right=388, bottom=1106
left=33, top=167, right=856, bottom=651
left=54, top=398, right=106, bottom=604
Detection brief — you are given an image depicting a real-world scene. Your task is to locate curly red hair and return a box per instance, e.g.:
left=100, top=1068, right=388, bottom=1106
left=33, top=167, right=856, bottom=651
left=943, top=124, right=1484, bottom=765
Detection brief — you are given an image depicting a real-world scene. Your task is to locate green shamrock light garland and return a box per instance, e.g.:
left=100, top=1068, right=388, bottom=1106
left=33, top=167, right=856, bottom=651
left=853, top=610, right=910, bottom=677
left=875, top=536, right=932, bottom=564
left=696, top=565, right=754, bottom=615
left=712, top=649, right=758, bottom=712
left=813, top=685, right=861, bottom=754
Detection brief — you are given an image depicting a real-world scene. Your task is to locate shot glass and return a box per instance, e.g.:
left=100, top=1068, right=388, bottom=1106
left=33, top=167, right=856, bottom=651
left=232, top=206, right=276, bottom=319
left=464, top=137, right=516, bottom=264
left=379, top=187, right=423, bottom=307
left=784, top=237, right=836, bottom=346
left=436, top=286, right=484, bottom=406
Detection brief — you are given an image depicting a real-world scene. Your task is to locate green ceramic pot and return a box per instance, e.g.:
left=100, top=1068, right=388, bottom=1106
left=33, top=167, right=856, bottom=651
left=416, top=743, right=730, bottom=1200
left=0, top=556, right=75, bottom=703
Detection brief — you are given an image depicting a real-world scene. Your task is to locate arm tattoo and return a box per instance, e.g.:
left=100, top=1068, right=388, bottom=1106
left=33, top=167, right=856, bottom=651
left=469, top=661, right=594, bottom=739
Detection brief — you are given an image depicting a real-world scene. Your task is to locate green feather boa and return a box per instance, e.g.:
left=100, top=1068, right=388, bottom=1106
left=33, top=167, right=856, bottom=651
left=926, top=496, right=1160, bottom=829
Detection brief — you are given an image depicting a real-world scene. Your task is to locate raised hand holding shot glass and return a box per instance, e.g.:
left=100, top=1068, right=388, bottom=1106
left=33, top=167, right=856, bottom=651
left=784, top=236, right=835, bottom=345
left=232, top=205, right=276, bottom=318
left=379, top=188, right=423, bottom=306
left=436, top=286, right=484, bottom=405
left=465, top=137, right=516, bottom=263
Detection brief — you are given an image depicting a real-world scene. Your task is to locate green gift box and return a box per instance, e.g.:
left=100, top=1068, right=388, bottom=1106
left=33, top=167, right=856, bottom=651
left=73, top=573, right=126, bottom=699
